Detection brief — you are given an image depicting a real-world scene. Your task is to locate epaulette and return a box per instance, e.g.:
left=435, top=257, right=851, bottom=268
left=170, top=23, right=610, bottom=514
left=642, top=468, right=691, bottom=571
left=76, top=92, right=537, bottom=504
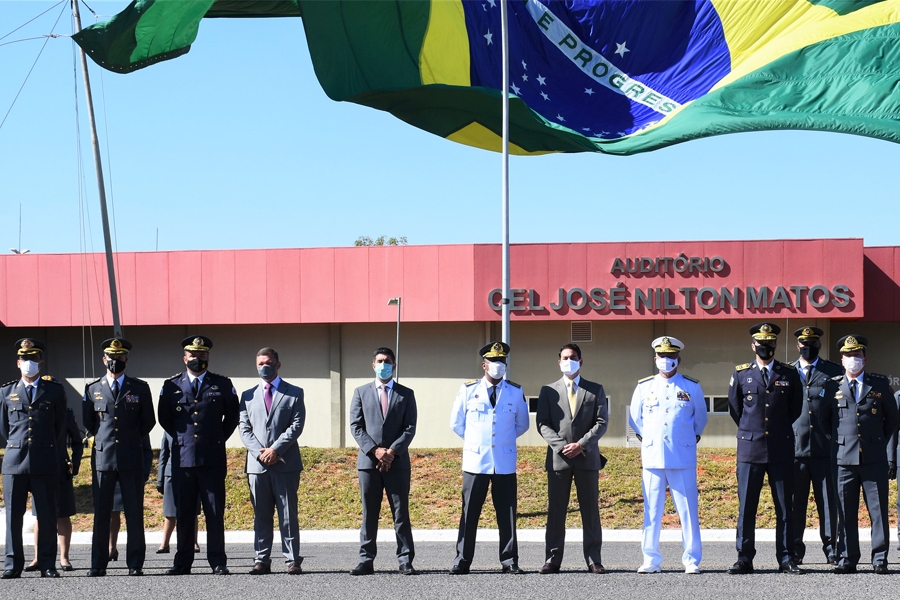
left=638, top=375, right=654, bottom=383
left=167, top=373, right=182, bottom=380
left=736, top=363, right=752, bottom=371
left=868, top=372, right=888, bottom=380
left=41, top=375, right=60, bottom=383
left=683, top=375, right=700, bottom=383
left=832, top=375, right=843, bottom=381
left=2, top=379, right=17, bottom=388
left=464, top=380, right=479, bottom=386
left=129, top=376, right=148, bottom=384
left=87, top=376, right=103, bottom=385
left=506, top=380, right=522, bottom=388
left=779, top=362, right=796, bottom=370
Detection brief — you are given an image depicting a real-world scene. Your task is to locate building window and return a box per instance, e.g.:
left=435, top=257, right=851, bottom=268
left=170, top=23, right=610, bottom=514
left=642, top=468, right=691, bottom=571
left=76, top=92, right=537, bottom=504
left=571, top=321, right=592, bottom=343
left=706, top=395, right=729, bottom=414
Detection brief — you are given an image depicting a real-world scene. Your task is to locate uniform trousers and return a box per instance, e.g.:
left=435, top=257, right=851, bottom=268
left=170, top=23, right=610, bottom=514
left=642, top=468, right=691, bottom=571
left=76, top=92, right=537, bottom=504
left=173, top=464, right=227, bottom=569
left=454, top=472, right=518, bottom=567
left=92, top=469, right=146, bottom=569
left=641, top=466, right=701, bottom=567
left=357, top=468, right=414, bottom=565
left=3, top=474, right=57, bottom=571
left=735, top=461, right=794, bottom=564
left=791, top=456, right=836, bottom=561
left=545, top=468, right=602, bottom=567
left=248, top=470, right=302, bottom=565
left=835, top=462, right=890, bottom=567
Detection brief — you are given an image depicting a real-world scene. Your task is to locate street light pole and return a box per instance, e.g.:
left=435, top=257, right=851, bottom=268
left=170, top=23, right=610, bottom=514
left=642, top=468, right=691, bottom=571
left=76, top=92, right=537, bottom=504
left=388, top=297, right=401, bottom=381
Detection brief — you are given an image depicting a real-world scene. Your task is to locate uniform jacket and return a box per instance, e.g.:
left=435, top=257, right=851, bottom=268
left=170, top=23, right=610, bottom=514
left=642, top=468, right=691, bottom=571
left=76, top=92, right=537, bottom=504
left=821, top=372, right=898, bottom=466
left=790, top=358, right=842, bottom=458
left=536, top=376, right=607, bottom=471
left=157, top=371, right=239, bottom=468
left=83, top=374, right=156, bottom=472
left=60, top=408, right=83, bottom=479
left=350, top=380, right=417, bottom=471
left=629, top=372, right=708, bottom=470
left=450, top=377, right=529, bottom=475
left=0, top=376, right=67, bottom=475
left=728, top=360, right=803, bottom=464
left=239, top=378, right=305, bottom=474
left=157, top=432, right=173, bottom=480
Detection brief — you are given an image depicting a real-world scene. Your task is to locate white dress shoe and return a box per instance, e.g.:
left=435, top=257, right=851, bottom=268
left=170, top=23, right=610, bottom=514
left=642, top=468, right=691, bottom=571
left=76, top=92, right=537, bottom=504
left=637, top=564, right=661, bottom=573
left=684, top=564, right=701, bottom=574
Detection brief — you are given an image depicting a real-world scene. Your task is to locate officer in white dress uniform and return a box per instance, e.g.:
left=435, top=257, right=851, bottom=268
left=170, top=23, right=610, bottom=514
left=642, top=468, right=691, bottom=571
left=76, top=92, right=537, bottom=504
left=629, top=336, right=708, bottom=574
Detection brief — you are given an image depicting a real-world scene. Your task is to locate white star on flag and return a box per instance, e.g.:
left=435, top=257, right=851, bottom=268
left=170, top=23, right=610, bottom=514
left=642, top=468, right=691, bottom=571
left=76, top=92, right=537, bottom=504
left=485, top=30, right=493, bottom=45
left=540, top=91, right=550, bottom=101
left=488, top=0, right=496, bottom=6
left=522, top=60, right=527, bottom=70
left=510, top=83, right=521, bottom=95
left=615, top=42, right=629, bottom=57
left=584, top=88, right=594, bottom=95
left=536, top=75, right=546, bottom=86
left=522, top=73, right=528, bottom=82
left=556, top=114, right=565, bottom=122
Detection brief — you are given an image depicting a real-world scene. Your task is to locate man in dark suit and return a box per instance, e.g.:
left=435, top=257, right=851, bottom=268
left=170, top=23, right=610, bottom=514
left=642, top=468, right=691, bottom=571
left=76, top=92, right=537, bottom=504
left=535, top=343, right=607, bottom=574
left=0, top=338, right=67, bottom=579
left=789, top=326, right=842, bottom=566
left=239, top=347, right=306, bottom=575
left=822, top=335, right=898, bottom=574
left=158, top=335, right=240, bottom=575
left=727, top=323, right=803, bottom=575
left=349, top=347, right=418, bottom=575
left=82, top=338, right=156, bottom=577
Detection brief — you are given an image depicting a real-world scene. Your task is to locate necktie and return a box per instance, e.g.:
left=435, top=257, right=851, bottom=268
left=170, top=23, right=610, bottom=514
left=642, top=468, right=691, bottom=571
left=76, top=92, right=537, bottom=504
left=380, top=384, right=389, bottom=417
left=805, top=365, right=813, bottom=384
left=26, top=385, right=33, bottom=404
left=850, top=380, right=859, bottom=403
left=192, top=378, right=200, bottom=398
left=567, top=380, right=578, bottom=416
left=760, top=366, right=769, bottom=388
left=111, top=380, right=119, bottom=400
left=489, top=386, right=496, bottom=408
left=264, top=382, right=273, bottom=413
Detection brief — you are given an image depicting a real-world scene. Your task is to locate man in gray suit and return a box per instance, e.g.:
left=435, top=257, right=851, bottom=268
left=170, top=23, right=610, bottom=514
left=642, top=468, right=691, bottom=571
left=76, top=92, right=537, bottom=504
left=238, top=347, right=306, bottom=575
left=535, top=343, right=608, bottom=574
left=349, top=347, right=418, bottom=575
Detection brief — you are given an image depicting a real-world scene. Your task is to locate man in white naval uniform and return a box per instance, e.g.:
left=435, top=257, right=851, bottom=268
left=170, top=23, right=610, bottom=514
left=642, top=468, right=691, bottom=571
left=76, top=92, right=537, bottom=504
left=449, top=342, right=529, bottom=575
left=629, top=336, right=708, bottom=574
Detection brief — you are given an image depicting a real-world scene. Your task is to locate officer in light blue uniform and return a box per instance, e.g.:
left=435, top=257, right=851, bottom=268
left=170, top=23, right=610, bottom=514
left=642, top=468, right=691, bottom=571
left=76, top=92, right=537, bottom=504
left=629, top=336, right=707, bottom=574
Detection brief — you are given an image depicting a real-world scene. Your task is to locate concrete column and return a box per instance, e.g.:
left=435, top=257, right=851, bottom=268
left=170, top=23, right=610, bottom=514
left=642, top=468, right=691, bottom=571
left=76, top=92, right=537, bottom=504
left=329, top=324, right=343, bottom=448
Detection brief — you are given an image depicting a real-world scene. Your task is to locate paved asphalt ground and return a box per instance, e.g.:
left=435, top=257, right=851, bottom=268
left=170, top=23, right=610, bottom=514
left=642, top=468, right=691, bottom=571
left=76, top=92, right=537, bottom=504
left=0, top=538, right=896, bottom=599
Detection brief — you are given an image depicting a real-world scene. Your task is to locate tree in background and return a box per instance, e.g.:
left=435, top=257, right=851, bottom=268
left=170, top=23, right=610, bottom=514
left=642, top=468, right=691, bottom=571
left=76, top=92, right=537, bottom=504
left=355, top=236, right=408, bottom=247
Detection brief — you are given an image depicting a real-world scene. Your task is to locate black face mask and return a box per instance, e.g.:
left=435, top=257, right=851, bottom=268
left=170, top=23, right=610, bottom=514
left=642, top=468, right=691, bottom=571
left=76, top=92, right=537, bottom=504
left=105, top=358, right=126, bottom=374
left=754, top=344, right=775, bottom=360
left=186, top=358, right=207, bottom=372
left=799, top=345, right=819, bottom=361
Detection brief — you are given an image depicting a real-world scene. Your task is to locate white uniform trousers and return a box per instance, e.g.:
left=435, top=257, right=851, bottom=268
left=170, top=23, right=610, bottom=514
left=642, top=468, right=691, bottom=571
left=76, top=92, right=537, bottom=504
left=641, top=466, right=701, bottom=568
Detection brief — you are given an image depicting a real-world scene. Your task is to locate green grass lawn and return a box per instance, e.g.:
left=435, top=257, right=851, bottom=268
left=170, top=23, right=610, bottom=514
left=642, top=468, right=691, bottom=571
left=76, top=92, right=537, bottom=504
left=1, top=447, right=895, bottom=531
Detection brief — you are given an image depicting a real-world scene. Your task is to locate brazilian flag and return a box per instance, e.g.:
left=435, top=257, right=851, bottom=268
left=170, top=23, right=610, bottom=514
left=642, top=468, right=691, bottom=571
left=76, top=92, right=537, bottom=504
left=73, top=0, right=900, bottom=155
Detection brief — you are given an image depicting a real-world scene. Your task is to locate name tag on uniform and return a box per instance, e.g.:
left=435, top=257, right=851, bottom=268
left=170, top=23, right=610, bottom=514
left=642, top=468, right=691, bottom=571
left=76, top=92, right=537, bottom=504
left=208, top=391, right=221, bottom=397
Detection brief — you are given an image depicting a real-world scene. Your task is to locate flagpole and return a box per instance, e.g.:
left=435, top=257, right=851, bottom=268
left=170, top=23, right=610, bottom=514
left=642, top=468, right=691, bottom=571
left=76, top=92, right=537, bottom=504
left=72, top=0, right=123, bottom=338
left=500, top=0, right=511, bottom=349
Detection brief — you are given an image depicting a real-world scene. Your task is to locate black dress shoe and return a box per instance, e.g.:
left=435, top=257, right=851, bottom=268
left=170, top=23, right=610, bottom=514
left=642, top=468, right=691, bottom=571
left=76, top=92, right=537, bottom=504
left=874, top=563, right=889, bottom=574
left=249, top=562, right=271, bottom=575
left=60, top=563, right=74, bottom=572
left=727, top=561, right=754, bottom=574
left=40, top=569, right=60, bottom=578
left=350, top=562, right=374, bottom=576
left=501, top=563, right=526, bottom=574
left=212, top=565, right=230, bottom=575
left=109, top=549, right=118, bottom=562
left=778, top=561, right=803, bottom=574
left=1, top=570, right=21, bottom=579
left=23, top=564, right=39, bottom=572
left=589, top=563, right=606, bottom=574
left=398, top=563, right=416, bottom=575
left=165, top=566, right=191, bottom=575
left=833, top=563, right=857, bottom=574
left=128, top=568, right=144, bottom=576
left=449, top=564, right=470, bottom=575
left=156, top=547, right=170, bottom=554
left=86, top=568, right=106, bottom=577
left=539, top=562, right=560, bottom=574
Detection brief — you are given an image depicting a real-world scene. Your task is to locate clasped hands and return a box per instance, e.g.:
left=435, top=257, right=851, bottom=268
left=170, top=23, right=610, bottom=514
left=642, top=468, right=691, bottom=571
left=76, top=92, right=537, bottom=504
left=374, top=447, right=396, bottom=472
left=561, top=442, right=583, bottom=458
left=258, top=447, right=280, bottom=466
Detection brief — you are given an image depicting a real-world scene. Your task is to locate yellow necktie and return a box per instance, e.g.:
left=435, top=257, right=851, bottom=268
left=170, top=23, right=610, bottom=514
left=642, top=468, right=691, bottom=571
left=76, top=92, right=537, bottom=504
left=567, top=381, right=577, bottom=416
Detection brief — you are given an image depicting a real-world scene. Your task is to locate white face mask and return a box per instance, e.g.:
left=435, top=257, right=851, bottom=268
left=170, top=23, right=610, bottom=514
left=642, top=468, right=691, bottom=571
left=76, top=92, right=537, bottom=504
left=655, top=357, right=678, bottom=373
left=486, top=361, right=507, bottom=379
left=19, top=360, right=40, bottom=378
left=559, top=359, right=581, bottom=376
left=842, top=356, right=864, bottom=375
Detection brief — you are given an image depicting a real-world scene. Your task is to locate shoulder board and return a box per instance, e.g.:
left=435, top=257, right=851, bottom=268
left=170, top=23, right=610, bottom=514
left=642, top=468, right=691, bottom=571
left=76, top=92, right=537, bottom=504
left=832, top=375, right=843, bottom=382
left=682, top=375, right=700, bottom=383
left=464, top=380, right=479, bottom=386
left=167, top=373, right=182, bottom=380
left=129, top=376, right=148, bottom=384
left=206, top=371, right=227, bottom=379
left=506, top=380, right=522, bottom=388
left=736, top=363, right=752, bottom=371
left=868, top=372, right=888, bottom=380
left=41, top=375, right=59, bottom=383
left=87, top=376, right=103, bottom=385
left=2, top=379, right=18, bottom=388
left=776, top=361, right=795, bottom=370
left=638, top=375, right=654, bottom=383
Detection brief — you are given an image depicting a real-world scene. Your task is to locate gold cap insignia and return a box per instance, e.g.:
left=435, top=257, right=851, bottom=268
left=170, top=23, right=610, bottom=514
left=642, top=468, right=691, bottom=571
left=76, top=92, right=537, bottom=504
left=193, top=338, right=203, bottom=347
left=846, top=336, right=857, bottom=347
left=761, top=324, right=772, bottom=334
left=110, top=339, right=122, bottom=349
left=802, top=327, right=813, bottom=337
left=21, top=340, right=33, bottom=350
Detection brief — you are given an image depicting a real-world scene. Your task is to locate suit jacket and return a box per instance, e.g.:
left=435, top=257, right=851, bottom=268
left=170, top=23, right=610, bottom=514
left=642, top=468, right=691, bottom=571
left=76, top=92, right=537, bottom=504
left=821, top=372, right=898, bottom=466
left=450, top=377, right=529, bottom=475
left=239, top=378, right=305, bottom=474
left=728, top=360, right=802, bottom=464
left=0, top=376, right=67, bottom=475
left=536, top=376, right=607, bottom=471
left=158, top=371, right=240, bottom=468
left=790, top=358, right=842, bottom=458
left=158, top=432, right=173, bottom=480
left=83, top=374, right=156, bottom=472
left=60, top=408, right=83, bottom=479
left=350, top=380, right=417, bottom=471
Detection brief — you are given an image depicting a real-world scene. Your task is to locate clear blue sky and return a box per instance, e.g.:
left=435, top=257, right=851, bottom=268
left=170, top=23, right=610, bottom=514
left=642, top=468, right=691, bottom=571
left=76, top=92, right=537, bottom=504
left=2, top=1, right=899, bottom=256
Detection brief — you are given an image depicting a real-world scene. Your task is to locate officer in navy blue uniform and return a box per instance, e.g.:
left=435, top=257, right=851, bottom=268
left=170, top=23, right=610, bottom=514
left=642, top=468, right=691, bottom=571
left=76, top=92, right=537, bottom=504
left=82, top=338, right=156, bottom=577
left=789, top=326, right=842, bottom=566
left=158, top=336, right=239, bottom=575
left=0, top=338, right=67, bottom=579
left=821, top=335, right=898, bottom=574
left=727, top=323, right=803, bottom=575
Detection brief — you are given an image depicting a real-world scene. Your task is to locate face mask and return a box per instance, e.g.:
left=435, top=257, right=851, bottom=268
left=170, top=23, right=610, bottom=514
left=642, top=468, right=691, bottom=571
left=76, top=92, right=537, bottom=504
left=186, top=358, right=207, bottom=372
left=754, top=344, right=775, bottom=360
left=257, top=364, right=276, bottom=381
left=105, top=357, right=126, bottom=374
left=842, top=356, right=864, bottom=374
left=655, top=357, right=678, bottom=373
left=374, top=362, right=393, bottom=380
left=559, top=359, right=581, bottom=376
left=19, top=360, right=39, bottom=378
left=798, top=345, right=819, bottom=361
left=486, top=361, right=507, bottom=379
